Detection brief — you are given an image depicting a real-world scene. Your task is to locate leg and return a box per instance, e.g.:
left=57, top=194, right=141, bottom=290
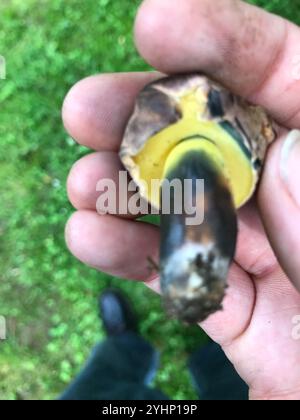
left=188, top=342, right=248, bottom=400
left=59, top=289, right=168, bottom=400
left=60, top=331, right=167, bottom=400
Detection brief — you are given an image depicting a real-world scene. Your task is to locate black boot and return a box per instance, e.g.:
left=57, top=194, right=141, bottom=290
left=99, top=288, right=138, bottom=336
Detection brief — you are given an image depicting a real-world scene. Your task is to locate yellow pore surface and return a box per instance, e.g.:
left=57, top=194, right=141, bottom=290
left=133, top=91, right=255, bottom=210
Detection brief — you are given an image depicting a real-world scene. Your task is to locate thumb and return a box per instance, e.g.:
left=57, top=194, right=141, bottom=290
left=259, top=130, right=300, bottom=292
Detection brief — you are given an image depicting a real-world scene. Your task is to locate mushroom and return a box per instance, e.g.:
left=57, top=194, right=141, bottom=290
left=120, top=74, right=276, bottom=324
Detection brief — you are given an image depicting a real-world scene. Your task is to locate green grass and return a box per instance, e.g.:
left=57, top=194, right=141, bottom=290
left=0, top=0, right=299, bottom=400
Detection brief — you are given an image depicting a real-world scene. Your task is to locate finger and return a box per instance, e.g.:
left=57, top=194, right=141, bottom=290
left=135, top=0, right=300, bottom=127
left=67, top=152, right=121, bottom=210
left=67, top=151, right=147, bottom=218
left=65, top=210, right=159, bottom=280
left=62, top=72, right=161, bottom=151
left=258, top=130, right=300, bottom=292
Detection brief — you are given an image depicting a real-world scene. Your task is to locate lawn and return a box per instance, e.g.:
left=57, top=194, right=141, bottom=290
left=0, top=0, right=299, bottom=400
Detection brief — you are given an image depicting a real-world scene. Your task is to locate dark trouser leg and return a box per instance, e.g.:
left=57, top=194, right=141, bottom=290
left=188, top=342, right=249, bottom=400
left=59, top=332, right=168, bottom=400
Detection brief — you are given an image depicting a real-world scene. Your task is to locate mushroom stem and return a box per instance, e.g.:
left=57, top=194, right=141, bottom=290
left=159, top=138, right=238, bottom=324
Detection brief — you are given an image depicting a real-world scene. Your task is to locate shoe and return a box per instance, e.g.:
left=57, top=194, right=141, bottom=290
left=99, top=288, right=138, bottom=336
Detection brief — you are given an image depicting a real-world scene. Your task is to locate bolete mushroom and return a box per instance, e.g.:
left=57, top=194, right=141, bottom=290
left=120, top=74, right=276, bottom=324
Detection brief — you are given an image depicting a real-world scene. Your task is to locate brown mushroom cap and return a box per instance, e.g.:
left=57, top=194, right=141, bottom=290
left=120, top=74, right=276, bottom=210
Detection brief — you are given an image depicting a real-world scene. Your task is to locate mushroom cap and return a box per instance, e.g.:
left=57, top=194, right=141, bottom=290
left=120, top=74, right=276, bottom=210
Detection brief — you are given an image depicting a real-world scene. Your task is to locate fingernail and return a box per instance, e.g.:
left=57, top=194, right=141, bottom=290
left=280, top=130, right=300, bottom=208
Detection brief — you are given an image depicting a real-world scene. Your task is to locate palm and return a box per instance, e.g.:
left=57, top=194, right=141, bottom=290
left=201, top=203, right=300, bottom=400
left=63, top=0, right=300, bottom=399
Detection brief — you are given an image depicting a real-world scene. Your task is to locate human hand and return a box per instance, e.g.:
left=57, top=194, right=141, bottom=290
left=63, top=0, right=300, bottom=400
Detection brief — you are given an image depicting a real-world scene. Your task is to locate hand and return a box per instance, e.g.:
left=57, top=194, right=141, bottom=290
left=62, top=0, right=300, bottom=400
